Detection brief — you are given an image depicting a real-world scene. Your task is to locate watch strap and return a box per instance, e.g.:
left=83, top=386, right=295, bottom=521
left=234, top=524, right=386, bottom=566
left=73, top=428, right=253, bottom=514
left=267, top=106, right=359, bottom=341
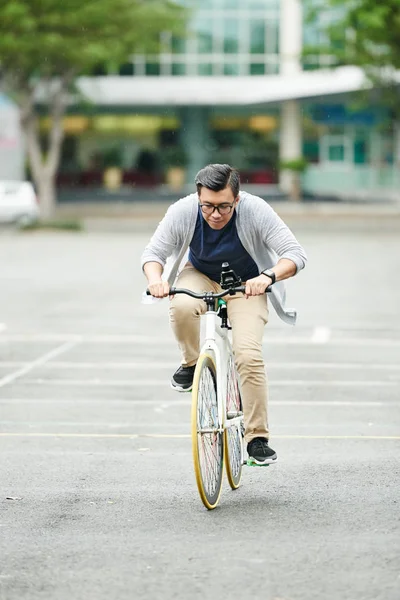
left=261, top=269, right=276, bottom=285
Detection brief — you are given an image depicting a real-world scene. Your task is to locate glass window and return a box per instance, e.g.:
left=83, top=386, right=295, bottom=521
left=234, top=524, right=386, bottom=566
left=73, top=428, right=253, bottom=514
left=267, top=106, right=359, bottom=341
left=250, top=20, right=265, bottom=54
left=353, top=129, right=369, bottom=165
left=196, top=21, right=213, bottom=53
left=303, top=141, right=320, bottom=164
left=328, top=143, right=345, bottom=162
left=266, top=22, right=279, bottom=54
left=171, top=36, right=186, bottom=54
left=146, top=62, right=160, bottom=76
left=250, top=63, right=265, bottom=75
left=354, top=139, right=368, bottom=164
left=198, top=63, right=213, bottom=75
left=119, top=63, right=135, bottom=76
left=224, top=62, right=240, bottom=75
left=321, top=132, right=350, bottom=163
left=172, top=63, right=186, bottom=75
left=223, top=19, right=239, bottom=54
left=380, top=129, right=394, bottom=165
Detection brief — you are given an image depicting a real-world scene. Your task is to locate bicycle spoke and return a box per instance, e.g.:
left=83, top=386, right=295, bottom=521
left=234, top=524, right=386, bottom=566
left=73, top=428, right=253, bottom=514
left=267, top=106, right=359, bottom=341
left=225, top=355, right=243, bottom=489
left=200, top=434, right=220, bottom=496
left=193, top=358, right=223, bottom=507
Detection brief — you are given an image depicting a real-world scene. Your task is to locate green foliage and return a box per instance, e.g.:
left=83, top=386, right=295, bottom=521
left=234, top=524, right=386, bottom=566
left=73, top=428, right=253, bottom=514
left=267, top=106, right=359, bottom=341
left=279, top=158, right=308, bottom=173
left=102, top=147, right=123, bottom=168
left=328, top=0, right=400, bottom=71
left=0, top=0, right=186, bottom=81
left=304, top=0, right=400, bottom=113
left=162, top=145, right=189, bottom=168
left=304, top=0, right=400, bottom=71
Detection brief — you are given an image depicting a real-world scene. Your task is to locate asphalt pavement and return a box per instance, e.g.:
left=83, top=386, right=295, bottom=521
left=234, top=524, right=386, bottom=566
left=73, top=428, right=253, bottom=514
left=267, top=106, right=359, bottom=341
left=0, top=215, right=399, bottom=600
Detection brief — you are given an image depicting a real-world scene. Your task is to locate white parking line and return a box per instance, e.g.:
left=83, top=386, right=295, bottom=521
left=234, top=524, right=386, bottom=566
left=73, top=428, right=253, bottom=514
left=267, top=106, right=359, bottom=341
left=312, top=327, right=331, bottom=344
left=0, top=399, right=396, bottom=407
left=1, top=333, right=400, bottom=346
left=0, top=339, right=81, bottom=388
left=18, top=378, right=399, bottom=387
left=0, top=432, right=399, bottom=440
left=1, top=361, right=400, bottom=370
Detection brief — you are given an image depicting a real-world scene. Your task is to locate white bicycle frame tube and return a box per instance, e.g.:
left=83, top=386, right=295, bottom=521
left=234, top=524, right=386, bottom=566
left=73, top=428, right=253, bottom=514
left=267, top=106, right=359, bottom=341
left=201, top=307, right=243, bottom=432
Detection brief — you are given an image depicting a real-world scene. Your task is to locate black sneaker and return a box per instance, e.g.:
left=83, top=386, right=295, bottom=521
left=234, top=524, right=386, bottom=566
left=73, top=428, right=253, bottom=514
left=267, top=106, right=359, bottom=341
left=171, top=364, right=196, bottom=392
left=247, top=437, right=277, bottom=466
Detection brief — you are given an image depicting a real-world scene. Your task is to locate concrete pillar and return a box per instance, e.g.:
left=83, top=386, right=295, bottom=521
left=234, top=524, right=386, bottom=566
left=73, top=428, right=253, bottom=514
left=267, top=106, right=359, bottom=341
left=280, top=0, right=303, bottom=78
left=179, top=106, right=211, bottom=186
left=279, top=100, right=302, bottom=192
left=279, top=0, right=303, bottom=196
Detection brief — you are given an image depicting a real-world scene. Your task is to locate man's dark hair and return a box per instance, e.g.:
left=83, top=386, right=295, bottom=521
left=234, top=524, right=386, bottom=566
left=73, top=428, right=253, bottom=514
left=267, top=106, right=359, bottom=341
left=195, top=164, right=240, bottom=198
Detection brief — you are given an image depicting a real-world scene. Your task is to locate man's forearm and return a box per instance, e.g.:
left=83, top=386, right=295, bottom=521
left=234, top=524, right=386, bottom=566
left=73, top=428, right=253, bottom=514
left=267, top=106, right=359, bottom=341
left=144, top=261, right=163, bottom=284
left=273, top=258, right=297, bottom=282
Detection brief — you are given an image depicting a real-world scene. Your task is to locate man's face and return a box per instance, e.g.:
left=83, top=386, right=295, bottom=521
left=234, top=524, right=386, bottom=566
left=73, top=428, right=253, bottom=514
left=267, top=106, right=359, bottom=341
left=198, top=186, right=239, bottom=230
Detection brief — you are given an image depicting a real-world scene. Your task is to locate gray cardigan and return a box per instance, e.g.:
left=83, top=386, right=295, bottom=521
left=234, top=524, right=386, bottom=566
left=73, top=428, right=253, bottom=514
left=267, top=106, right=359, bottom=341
left=141, top=191, right=307, bottom=325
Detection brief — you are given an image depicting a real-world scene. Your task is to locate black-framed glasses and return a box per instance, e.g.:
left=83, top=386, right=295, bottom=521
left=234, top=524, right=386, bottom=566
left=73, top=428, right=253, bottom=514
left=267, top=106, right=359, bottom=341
left=199, top=202, right=235, bottom=216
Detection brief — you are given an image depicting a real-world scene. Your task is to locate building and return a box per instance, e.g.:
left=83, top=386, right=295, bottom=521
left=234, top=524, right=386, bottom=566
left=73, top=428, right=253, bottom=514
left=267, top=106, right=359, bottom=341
left=0, top=94, right=24, bottom=181
left=50, top=0, right=399, bottom=198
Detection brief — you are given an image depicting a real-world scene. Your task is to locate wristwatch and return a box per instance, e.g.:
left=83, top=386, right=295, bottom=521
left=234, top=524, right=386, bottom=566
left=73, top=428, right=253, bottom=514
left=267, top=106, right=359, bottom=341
left=261, top=269, right=276, bottom=285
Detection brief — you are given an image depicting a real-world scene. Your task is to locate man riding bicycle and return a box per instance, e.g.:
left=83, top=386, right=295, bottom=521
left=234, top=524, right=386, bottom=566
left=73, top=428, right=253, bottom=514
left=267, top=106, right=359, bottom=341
left=142, top=164, right=307, bottom=466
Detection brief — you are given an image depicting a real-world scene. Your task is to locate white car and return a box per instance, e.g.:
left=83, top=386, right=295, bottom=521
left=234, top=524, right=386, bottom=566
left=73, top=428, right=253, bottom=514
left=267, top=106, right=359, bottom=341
left=0, top=181, right=39, bottom=225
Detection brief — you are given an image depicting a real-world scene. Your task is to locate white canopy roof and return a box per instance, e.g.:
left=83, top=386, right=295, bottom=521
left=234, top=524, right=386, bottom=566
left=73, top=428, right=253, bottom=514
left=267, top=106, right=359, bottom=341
left=75, top=66, right=369, bottom=107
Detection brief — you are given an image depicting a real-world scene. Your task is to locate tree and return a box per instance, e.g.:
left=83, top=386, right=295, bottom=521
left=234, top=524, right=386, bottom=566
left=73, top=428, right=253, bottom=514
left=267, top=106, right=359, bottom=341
left=305, top=1, right=400, bottom=105
left=0, top=0, right=186, bottom=219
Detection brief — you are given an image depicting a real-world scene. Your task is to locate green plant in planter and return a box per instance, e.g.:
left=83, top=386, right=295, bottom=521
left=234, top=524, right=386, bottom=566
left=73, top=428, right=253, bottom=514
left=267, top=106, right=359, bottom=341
left=279, top=157, right=308, bottom=173
left=162, top=145, right=189, bottom=190
left=162, top=145, right=189, bottom=169
left=102, top=147, right=124, bottom=190
left=279, top=157, right=308, bottom=201
left=103, top=147, right=123, bottom=168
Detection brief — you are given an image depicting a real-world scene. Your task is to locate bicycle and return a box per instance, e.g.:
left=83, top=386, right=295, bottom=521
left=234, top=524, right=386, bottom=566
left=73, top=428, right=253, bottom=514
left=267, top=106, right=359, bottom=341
left=147, top=262, right=271, bottom=510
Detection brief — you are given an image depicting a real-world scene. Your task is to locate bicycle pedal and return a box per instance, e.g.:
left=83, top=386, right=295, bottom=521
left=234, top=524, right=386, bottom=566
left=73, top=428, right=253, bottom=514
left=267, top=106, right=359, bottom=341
left=246, top=459, right=270, bottom=467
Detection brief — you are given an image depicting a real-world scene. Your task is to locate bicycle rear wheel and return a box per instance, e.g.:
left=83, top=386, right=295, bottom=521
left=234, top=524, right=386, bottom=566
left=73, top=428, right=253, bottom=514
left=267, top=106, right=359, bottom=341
left=191, top=353, right=224, bottom=510
left=224, top=354, right=243, bottom=489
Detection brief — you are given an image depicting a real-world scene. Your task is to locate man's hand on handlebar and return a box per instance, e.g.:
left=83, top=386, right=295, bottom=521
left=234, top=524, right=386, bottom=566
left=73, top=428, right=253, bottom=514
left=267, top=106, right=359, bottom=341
left=245, top=275, right=272, bottom=299
left=147, top=280, right=170, bottom=298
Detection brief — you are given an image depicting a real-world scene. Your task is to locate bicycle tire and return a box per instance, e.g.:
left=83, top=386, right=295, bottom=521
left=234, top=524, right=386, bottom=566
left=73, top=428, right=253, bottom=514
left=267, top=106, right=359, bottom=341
left=191, top=353, right=224, bottom=510
left=224, top=354, right=243, bottom=489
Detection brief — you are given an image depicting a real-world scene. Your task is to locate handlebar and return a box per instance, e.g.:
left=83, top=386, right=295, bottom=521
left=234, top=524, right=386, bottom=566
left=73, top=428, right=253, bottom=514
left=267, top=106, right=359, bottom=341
left=146, top=284, right=272, bottom=299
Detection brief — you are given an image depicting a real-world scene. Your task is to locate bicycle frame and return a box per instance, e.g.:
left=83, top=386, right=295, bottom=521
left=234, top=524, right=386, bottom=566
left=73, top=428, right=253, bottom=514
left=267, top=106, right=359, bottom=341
left=201, top=305, right=243, bottom=434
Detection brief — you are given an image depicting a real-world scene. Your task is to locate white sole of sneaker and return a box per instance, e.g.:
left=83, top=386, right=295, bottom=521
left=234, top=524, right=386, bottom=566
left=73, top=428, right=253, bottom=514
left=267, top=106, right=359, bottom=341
left=247, top=456, right=277, bottom=466
left=170, top=382, right=192, bottom=393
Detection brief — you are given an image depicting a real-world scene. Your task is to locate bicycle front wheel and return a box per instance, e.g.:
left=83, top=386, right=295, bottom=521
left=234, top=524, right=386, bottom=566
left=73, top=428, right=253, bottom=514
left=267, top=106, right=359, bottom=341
left=191, top=353, right=224, bottom=510
left=224, top=354, right=243, bottom=489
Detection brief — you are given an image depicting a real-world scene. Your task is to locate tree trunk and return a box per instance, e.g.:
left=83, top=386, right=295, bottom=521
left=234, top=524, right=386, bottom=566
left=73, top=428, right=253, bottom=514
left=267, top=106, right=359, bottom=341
left=20, top=75, right=73, bottom=221
left=290, top=172, right=301, bottom=202
left=22, top=113, right=57, bottom=220
left=36, top=171, right=57, bottom=221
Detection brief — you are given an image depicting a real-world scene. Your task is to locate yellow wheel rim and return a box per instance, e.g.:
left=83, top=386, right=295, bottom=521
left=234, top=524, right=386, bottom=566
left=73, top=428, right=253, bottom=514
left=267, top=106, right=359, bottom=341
left=191, top=353, right=224, bottom=510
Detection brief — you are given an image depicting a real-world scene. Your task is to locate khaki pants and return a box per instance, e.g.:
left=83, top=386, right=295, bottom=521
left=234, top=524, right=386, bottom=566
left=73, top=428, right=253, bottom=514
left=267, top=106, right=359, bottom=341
left=169, top=264, right=269, bottom=443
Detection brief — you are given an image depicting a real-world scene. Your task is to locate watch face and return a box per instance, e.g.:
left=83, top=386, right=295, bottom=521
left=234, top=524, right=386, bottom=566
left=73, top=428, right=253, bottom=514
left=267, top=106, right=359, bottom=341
left=263, top=270, right=275, bottom=282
